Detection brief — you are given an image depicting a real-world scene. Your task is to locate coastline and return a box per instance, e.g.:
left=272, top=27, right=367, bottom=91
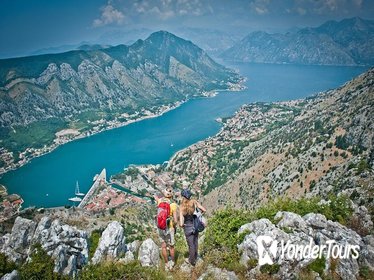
left=0, top=80, right=246, bottom=177
left=0, top=100, right=186, bottom=177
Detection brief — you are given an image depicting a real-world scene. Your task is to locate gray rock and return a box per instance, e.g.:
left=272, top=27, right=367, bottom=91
left=0, top=217, right=36, bottom=263
left=238, top=211, right=372, bottom=280
left=127, top=240, right=140, bottom=254
left=1, top=270, right=19, bottom=280
left=303, top=213, right=327, bottom=229
left=197, top=265, right=238, bottom=280
left=353, top=206, right=373, bottom=232
left=91, top=221, right=126, bottom=264
left=138, top=238, right=160, bottom=267
left=119, top=251, right=135, bottom=264
left=37, top=219, right=88, bottom=277
left=360, top=235, right=374, bottom=271
left=0, top=216, right=88, bottom=277
left=275, top=211, right=308, bottom=233
left=179, top=261, right=193, bottom=274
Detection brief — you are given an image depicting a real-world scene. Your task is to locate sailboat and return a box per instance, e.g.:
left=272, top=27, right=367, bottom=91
left=75, top=181, right=85, bottom=196
left=68, top=181, right=84, bottom=202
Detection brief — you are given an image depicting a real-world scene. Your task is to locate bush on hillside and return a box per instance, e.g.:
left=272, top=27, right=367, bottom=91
left=78, top=260, right=165, bottom=280
left=202, top=195, right=353, bottom=275
left=19, top=244, right=67, bottom=280
left=0, top=253, right=17, bottom=278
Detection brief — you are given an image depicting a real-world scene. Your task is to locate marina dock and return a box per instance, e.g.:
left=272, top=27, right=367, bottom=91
left=78, top=168, right=106, bottom=208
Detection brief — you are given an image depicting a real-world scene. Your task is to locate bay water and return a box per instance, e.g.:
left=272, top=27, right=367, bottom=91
left=0, top=63, right=368, bottom=207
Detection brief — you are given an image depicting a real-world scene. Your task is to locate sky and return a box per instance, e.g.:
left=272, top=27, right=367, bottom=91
left=0, top=0, right=374, bottom=58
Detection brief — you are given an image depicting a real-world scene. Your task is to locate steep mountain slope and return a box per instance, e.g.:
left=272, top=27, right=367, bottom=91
left=221, top=17, right=374, bottom=65
left=0, top=31, right=239, bottom=129
left=168, top=68, right=374, bottom=213
left=0, top=31, right=242, bottom=171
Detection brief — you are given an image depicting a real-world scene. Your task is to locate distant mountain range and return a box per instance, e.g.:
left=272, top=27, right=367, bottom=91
left=0, top=31, right=239, bottom=129
left=221, top=17, right=374, bottom=66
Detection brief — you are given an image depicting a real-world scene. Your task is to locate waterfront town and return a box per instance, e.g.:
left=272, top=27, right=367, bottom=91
left=0, top=99, right=300, bottom=221
left=0, top=101, right=185, bottom=175
left=0, top=185, right=23, bottom=222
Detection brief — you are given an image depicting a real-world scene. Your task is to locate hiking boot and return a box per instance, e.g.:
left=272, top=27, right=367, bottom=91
left=165, top=260, right=175, bottom=271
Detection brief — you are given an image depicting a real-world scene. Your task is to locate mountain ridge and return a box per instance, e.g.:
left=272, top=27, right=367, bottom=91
left=0, top=30, right=241, bottom=171
left=221, top=17, right=374, bottom=66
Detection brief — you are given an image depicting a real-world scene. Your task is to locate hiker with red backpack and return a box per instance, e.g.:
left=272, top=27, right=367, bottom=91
left=154, top=187, right=178, bottom=270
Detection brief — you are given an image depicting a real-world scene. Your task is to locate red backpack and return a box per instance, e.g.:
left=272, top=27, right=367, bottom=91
left=157, top=200, right=171, bottom=230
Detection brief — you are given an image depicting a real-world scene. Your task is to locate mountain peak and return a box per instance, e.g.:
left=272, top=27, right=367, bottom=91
left=145, top=30, right=193, bottom=47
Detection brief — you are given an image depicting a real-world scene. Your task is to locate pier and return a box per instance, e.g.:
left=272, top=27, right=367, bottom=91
left=78, top=168, right=106, bottom=208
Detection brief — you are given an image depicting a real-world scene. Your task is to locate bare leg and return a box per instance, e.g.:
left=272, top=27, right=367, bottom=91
left=169, top=246, right=175, bottom=262
left=161, top=242, right=168, bottom=263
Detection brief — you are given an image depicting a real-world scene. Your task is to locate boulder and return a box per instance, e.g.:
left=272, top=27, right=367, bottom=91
left=0, top=270, right=19, bottom=280
left=237, top=211, right=373, bottom=280
left=275, top=211, right=308, bottom=233
left=36, top=219, right=88, bottom=276
left=119, top=251, right=135, bottom=264
left=138, top=238, right=160, bottom=267
left=0, top=216, right=88, bottom=277
left=91, top=221, right=126, bottom=264
left=126, top=240, right=140, bottom=254
left=197, top=265, right=238, bottom=280
left=0, top=217, right=36, bottom=263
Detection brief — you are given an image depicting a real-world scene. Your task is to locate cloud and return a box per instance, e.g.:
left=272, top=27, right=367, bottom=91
left=290, top=0, right=366, bottom=16
left=93, top=3, right=125, bottom=27
left=131, top=0, right=211, bottom=20
left=249, top=0, right=271, bottom=15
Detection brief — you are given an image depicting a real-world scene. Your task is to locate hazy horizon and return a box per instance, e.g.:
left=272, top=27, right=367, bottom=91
left=1, top=0, right=374, bottom=59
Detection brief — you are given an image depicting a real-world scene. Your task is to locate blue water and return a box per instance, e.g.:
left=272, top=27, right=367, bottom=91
left=0, top=63, right=368, bottom=207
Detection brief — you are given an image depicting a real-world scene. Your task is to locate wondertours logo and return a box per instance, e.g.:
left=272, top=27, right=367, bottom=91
left=256, top=235, right=360, bottom=266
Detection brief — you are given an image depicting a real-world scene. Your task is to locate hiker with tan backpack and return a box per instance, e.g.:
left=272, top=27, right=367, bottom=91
left=179, top=188, right=206, bottom=267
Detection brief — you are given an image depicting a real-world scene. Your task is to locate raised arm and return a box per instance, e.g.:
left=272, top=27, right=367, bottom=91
left=179, top=208, right=184, bottom=227
left=196, top=201, right=206, bottom=213
left=173, top=205, right=179, bottom=226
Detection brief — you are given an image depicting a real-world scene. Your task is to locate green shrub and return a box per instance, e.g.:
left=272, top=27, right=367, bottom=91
left=253, top=195, right=352, bottom=225
left=19, top=244, right=67, bottom=280
left=357, top=159, right=370, bottom=174
left=202, top=208, right=251, bottom=275
left=203, top=208, right=251, bottom=252
left=0, top=253, right=17, bottom=278
left=260, top=263, right=280, bottom=275
left=335, top=135, right=349, bottom=150
left=88, top=230, right=102, bottom=260
left=307, top=256, right=326, bottom=275
left=359, top=265, right=374, bottom=279
left=203, top=249, right=247, bottom=276
left=78, top=260, right=165, bottom=280
left=326, top=143, right=333, bottom=149
left=247, top=258, right=258, bottom=270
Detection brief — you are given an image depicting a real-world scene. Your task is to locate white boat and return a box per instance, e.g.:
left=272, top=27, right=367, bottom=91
left=68, top=196, right=82, bottom=202
left=75, top=181, right=85, bottom=196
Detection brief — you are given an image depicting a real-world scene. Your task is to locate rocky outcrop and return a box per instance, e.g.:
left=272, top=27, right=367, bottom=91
left=0, top=270, right=19, bottom=280
left=0, top=216, right=88, bottom=277
left=0, top=31, right=240, bottom=129
left=91, top=221, right=126, bottom=264
left=138, top=238, right=160, bottom=267
left=197, top=265, right=238, bottom=280
left=238, top=211, right=374, bottom=280
left=126, top=240, right=140, bottom=254
left=221, top=17, right=374, bottom=66
left=0, top=217, right=36, bottom=263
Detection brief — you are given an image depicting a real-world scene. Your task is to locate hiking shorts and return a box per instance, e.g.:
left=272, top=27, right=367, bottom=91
left=158, top=228, right=175, bottom=246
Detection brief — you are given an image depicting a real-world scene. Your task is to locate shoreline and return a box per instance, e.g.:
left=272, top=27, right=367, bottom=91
left=0, top=100, right=186, bottom=177
left=0, top=81, right=246, bottom=178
